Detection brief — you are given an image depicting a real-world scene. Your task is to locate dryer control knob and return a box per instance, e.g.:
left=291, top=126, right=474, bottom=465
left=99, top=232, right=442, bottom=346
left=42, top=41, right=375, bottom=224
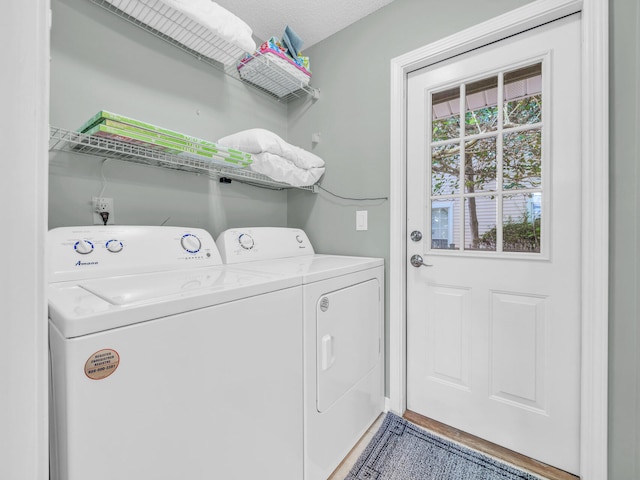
left=238, top=233, right=254, bottom=250
left=106, top=239, right=124, bottom=253
left=74, top=239, right=94, bottom=255
left=181, top=233, right=201, bottom=254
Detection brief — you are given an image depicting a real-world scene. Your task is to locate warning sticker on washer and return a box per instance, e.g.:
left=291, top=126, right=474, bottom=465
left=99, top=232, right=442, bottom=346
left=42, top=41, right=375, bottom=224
left=84, top=349, right=120, bottom=380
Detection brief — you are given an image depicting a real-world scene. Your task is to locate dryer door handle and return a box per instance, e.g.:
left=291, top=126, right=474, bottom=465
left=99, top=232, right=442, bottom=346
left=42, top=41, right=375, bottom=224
left=320, top=334, right=335, bottom=371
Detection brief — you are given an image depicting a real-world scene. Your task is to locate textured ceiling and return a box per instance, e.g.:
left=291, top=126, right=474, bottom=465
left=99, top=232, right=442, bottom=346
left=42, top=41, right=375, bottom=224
left=215, top=0, right=396, bottom=50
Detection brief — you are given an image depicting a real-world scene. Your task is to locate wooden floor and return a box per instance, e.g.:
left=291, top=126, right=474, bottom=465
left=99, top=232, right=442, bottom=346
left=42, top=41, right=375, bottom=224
left=327, top=415, right=385, bottom=479
left=404, top=410, right=579, bottom=480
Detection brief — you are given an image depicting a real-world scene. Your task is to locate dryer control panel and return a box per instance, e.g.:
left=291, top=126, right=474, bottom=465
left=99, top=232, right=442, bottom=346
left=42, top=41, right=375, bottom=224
left=48, top=226, right=222, bottom=282
left=216, top=227, right=314, bottom=264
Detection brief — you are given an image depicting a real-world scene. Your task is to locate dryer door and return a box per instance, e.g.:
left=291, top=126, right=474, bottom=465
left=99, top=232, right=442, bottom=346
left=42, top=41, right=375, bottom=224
left=316, top=279, right=381, bottom=412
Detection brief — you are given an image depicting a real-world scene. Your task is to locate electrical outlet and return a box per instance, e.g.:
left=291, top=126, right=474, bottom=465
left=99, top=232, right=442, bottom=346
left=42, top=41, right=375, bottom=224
left=92, top=197, right=115, bottom=225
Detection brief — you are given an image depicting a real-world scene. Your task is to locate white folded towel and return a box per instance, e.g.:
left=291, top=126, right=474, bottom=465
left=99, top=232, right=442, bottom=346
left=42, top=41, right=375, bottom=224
left=158, top=0, right=256, bottom=53
left=218, top=128, right=325, bottom=187
left=250, top=152, right=325, bottom=187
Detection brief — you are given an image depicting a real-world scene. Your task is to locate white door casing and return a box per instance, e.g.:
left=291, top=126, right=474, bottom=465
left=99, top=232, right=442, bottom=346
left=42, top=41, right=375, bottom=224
left=406, top=15, right=580, bottom=473
left=389, top=0, right=608, bottom=479
left=1, top=1, right=50, bottom=480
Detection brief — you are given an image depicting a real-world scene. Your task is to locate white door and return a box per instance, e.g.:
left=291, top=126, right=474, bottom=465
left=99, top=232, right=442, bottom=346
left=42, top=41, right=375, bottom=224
left=406, top=14, right=581, bottom=474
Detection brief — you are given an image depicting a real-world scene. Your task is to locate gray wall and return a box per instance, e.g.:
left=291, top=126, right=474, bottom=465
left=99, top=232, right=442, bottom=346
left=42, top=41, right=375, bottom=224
left=609, top=0, right=640, bottom=478
left=286, top=0, right=533, bottom=400
left=50, top=0, right=290, bottom=236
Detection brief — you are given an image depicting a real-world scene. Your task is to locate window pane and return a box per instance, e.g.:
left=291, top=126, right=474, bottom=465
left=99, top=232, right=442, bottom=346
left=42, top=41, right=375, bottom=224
left=431, top=205, right=450, bottom=249
left=432, top=87, right=460, bottom=141
left=503, top=129, right=542, bottom=190
left=431, top=144, right=460, bottom=195
left=464, top=196, right=496, bottom=251
left=432, top=200, right=461, bottom=250
left=502, top=193, right=541, bottom=253
left=504, top=63, right=542, bottom=126
left=465, top=76, right=498, bottom=136
left=464, top=136, right=497, bottom=193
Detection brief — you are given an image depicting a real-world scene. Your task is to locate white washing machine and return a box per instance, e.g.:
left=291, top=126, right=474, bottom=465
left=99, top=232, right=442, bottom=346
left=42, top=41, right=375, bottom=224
left=216, top=227, right=385, bottom=480
left=48, top=226, right=304, bottom=480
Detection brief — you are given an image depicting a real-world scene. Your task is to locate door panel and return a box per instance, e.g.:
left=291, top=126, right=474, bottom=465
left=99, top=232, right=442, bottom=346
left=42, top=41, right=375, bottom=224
left=426, top=285, right=471, bottom=389
left=406, top=14, right=581, bottom=474
left=489, top=292, right=547, bottom=411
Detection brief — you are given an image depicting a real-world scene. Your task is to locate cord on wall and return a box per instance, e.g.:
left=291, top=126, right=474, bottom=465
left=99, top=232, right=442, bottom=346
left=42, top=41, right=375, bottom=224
left=225, top=177, right=388, bottom=201
left=98, top=158, right=110, bottom=197
left=317, top=184, right=388, bottom=202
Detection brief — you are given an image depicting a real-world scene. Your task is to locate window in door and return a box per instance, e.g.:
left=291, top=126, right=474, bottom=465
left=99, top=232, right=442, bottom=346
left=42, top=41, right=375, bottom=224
left=429, top=62, right=544, bottom=254
left=431, top=201, right=454, bottom=249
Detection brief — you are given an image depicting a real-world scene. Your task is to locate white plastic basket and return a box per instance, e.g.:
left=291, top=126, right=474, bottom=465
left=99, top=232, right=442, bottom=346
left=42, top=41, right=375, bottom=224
left=238, top=51, right=311, bottom=98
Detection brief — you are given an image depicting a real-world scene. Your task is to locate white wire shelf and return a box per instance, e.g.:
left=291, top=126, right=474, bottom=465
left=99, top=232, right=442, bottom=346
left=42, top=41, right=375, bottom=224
left=49, top=126, right=318, bottom=192
left=88, top=0, right=320, bottom=102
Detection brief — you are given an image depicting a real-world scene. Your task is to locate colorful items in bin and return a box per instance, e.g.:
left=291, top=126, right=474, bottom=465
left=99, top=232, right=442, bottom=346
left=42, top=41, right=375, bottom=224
left=236, top=32, right=311, bottom=98
left=282, top=25, right=303, bottom=59
left=260, top=33, right=311, bottom=73
left=78, top=111, right=252, bottom=168
left=253, top=37, right=311, bottom=74
left=298, top=55, right=311, bottom=73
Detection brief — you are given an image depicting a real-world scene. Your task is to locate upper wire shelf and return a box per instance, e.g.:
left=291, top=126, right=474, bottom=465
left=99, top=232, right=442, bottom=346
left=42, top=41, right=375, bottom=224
left=49, top=126, right=318, bottom=192
left=88, top=0, right=320, bottom=102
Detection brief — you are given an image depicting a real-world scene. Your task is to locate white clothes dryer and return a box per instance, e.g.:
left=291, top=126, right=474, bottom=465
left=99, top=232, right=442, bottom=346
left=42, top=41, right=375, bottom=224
left=48, top=226, right=304, bottom=480
left=217, top=227, right=385, bottom=480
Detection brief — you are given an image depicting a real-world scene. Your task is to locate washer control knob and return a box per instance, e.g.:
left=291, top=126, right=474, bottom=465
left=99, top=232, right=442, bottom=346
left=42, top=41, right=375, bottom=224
left=296, top=234, right=304, bottom=244
left=181, top=234, right=201, bottom=254
left=106, top=239, right=124, bottom=253
left=74, top=239, right=94, bottom=255
left=238, top=233, right=254, bottom=250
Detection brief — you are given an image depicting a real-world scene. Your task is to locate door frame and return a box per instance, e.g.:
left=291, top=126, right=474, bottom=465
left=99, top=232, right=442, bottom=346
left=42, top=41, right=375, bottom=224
left=2, top=1, right=50, bottom=479
left=388, top=0, right=608, bottom=478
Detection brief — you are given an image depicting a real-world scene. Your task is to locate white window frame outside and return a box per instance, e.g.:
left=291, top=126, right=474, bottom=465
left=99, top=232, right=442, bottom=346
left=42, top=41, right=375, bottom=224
left=430, top=200, right=454, bottom=250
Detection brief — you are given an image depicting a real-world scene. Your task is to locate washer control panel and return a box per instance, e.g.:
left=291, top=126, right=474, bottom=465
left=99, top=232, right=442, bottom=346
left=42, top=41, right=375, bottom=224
left=49, top=226, right=222, bottom=282
left=216, top=227, right=314, bottom=264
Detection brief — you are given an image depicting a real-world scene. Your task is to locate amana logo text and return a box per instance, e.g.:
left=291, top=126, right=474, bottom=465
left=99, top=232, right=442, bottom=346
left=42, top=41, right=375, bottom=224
left=75, top=261, right=99, bottom=267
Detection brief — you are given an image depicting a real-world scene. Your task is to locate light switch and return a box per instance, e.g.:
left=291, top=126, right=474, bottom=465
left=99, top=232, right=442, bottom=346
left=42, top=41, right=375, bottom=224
left=356, top=210, right=368, bottom=231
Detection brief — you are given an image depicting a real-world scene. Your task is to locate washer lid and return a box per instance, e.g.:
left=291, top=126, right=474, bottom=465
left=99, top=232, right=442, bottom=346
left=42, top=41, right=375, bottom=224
left=80, top=267, right=228, bottom=305
left=48, top=266, right=301, bottom=339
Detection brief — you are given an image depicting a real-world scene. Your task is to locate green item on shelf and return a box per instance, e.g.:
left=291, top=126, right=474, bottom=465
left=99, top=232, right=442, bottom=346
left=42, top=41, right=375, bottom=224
left=78, top=110, right=252, bottom=162
left=100, top=119, right=251, bottom=161
left=84, top=123, right=252, bottom=167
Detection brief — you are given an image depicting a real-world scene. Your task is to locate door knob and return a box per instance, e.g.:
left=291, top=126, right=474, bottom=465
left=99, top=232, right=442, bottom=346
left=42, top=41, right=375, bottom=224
left=410, top=254, right=432, bottom=268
